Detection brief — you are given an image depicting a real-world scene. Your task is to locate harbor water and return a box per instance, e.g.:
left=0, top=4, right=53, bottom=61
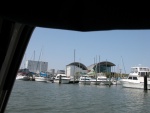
left=5, top=80, right=150, bottom=113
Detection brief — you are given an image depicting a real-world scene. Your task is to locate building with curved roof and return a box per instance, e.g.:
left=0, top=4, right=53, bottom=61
left=66, top=61, right=116, bottom=79
left=67, top=62, right=88, bottom=70
left=66, top=62, right=88, bottom=79
left=87, top=61, right=116, bottom=73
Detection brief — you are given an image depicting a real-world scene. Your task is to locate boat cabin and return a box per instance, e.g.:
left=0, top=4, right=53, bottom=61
left=130, top=67, right=150, bottom=77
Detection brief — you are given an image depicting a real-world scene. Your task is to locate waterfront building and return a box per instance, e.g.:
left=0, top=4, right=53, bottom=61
left=87, top=61, right=116, bottom=76
left=66, top=62, right=88, bottom=80
left=25, top=60, right=48, bottom=73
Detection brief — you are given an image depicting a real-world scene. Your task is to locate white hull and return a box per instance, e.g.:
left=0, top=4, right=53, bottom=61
left=120, top=81, right=150, bottom=89
left=111, top=80, right=121, bottom=85
left=90, top=81, right=101, bottom=85
left=54, top=79, right=70, bottom=84
left=90, top=76, right=112, bottom=85
left=35, top=77, right=47, bottom=82
left=54, top=74, right=70, bottom=84
left=90, top=79, right=101, bottom=85
left=101, top=81, right=112, bottom=85
left=79, top=75, right=92, bottom=85
left=16, top=75, right=30, bottom=81
left=79, top=81, right=91, bottom=85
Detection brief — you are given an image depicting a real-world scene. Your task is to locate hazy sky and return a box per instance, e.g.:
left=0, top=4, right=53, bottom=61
left=20, top=27, right=150, bottom=74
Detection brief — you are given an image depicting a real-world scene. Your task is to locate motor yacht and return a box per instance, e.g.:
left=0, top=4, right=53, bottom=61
left=120, top=66, right=150, bottom=89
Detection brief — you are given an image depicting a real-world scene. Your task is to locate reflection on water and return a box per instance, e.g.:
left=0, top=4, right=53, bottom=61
left=5, top=81, right=150, bottom=113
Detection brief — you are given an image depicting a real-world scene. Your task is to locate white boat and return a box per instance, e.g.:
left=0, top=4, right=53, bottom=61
left=34, top=72, right=48, bottom=82
left=110, top=77, right=121, bottom=85
left=16, top=75, right=30, bottom=81
left=90, top=74, right=112, bottom=85
left=90, top=78, right=101, bottom=85
left=79, top=75, right=92, bottom=85
left=54, top=74, right=70, bottom=84
left=120, top=66, right=150, bottom=89
left=34, top=76, right=48, bottom=82
left=69, top=77, right=79, bottom=84
left=98, top=76, right=112, bottom=85
left=16, top=72, right=30, bottom=81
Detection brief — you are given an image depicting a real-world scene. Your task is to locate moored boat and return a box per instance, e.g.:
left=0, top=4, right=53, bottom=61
left=16, top=72, right=30, bottom=81
left=54, top=74, right=70, bottom=84
left=79, top=75, right=92, bottom=85
left=120, top=65, right=150, bottom=89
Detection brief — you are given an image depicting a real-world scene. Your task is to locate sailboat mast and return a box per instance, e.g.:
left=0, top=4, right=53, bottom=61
left=73, top=49, right=75, bottom=83
left=34, top=50, right=35, bottom=61
left=121, top=56, right=126, bottom=74
left=96, top=55, right=97, bottom=84
left=36, top=48, right=42, bottom=73
left=99, top=55, right=100, bottom=74
left=24, top=53, right=27, bottom=69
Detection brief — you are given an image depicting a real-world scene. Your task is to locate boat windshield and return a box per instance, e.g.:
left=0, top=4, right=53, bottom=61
left=81, top=78, right=90, bottom=80
left=140, top=68, right=149, bottom=71
left=128, top=77, right=132, bottom=79
left=131, top=68, right=138, bottom=73
left=98, top=78, right=107, bottom=80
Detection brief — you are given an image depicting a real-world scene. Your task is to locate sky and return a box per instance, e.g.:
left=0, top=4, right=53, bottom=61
left=20, top=27, right=150, bottom=74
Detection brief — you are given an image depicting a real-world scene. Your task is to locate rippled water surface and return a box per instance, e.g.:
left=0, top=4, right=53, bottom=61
left=5, top=80, right=150, bottom=113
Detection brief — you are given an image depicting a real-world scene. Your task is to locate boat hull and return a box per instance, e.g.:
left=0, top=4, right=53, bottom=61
left=90, top=81, right=101, bottom=85
left=16, top=76, right=30, bottom=81
left=34, top=77, right=47, bottom=82
left=120, top=80, right=150, bottom=89
left=79, top=81, right=91, bottom=85
left=54, top=79, right=70, bottom=84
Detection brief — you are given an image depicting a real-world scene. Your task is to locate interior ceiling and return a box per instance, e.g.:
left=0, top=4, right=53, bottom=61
left=1, top=4, right=150, bottom=31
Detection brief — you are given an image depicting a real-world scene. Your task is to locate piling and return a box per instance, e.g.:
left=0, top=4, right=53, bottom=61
left=109, top=76, right=111, bottom=87
left=144, top=72, right=147, bottom=90
left=59, top=75, right=62, bottom=84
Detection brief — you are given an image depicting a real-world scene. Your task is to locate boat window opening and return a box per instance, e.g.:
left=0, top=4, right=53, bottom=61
left=81, top=78, right=90, bottom=80
left=131, top=68, right=138, bottom=73
left=140, top=68, right=147, bottom=71
left=138, top=72, right=140, bottom=76
left=133, top=77, right=138, bottom=80
left=98, top=78, right=107, bottom=80
left=135, top=68, right=138, bottom=73
left=141, top=72, right=146, bottom=77
left=128, top=77, right=132, bottom=79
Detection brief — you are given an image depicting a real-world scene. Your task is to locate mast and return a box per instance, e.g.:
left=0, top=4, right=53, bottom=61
left=33, top=50, right=35, bottom=72
left=79, top=58, right=81, bottom=79
left=36, top=48, right=42, bottom=74
left=99, top=55, right=100, bottom=74
left=106, top=59, right=107, bottom=75
left=121, top=56, right=126, bottom=74
left=96, top=55, right=97, bottom=84
left=23, top=53, right=27, bottom=69
left=73, top=49, right=75, bottom=83
left=94, top=57, right=95, bottom=77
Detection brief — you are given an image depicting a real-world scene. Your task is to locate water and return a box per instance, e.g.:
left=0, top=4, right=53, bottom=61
left=5, top=80, right=150, bottom=113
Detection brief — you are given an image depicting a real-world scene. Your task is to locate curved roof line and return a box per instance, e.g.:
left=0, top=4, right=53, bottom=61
left=67, top=62, right=87, bottom=70
left=87, top=61, right=116, bottom=70
left=99, top=61, right=116, bottom=66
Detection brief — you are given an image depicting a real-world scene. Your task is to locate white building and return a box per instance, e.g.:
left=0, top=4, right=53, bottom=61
left=66, top=62, right=88, bottom=79
left=25, top=60, right=48, bottom=73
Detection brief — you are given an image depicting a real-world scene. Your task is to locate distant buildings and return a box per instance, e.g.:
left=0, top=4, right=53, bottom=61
left=25, top=60, right=48, bottom=73
left=66, top=61, right=116, bottom=78
left=23, top=60, right=116, bottom=78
